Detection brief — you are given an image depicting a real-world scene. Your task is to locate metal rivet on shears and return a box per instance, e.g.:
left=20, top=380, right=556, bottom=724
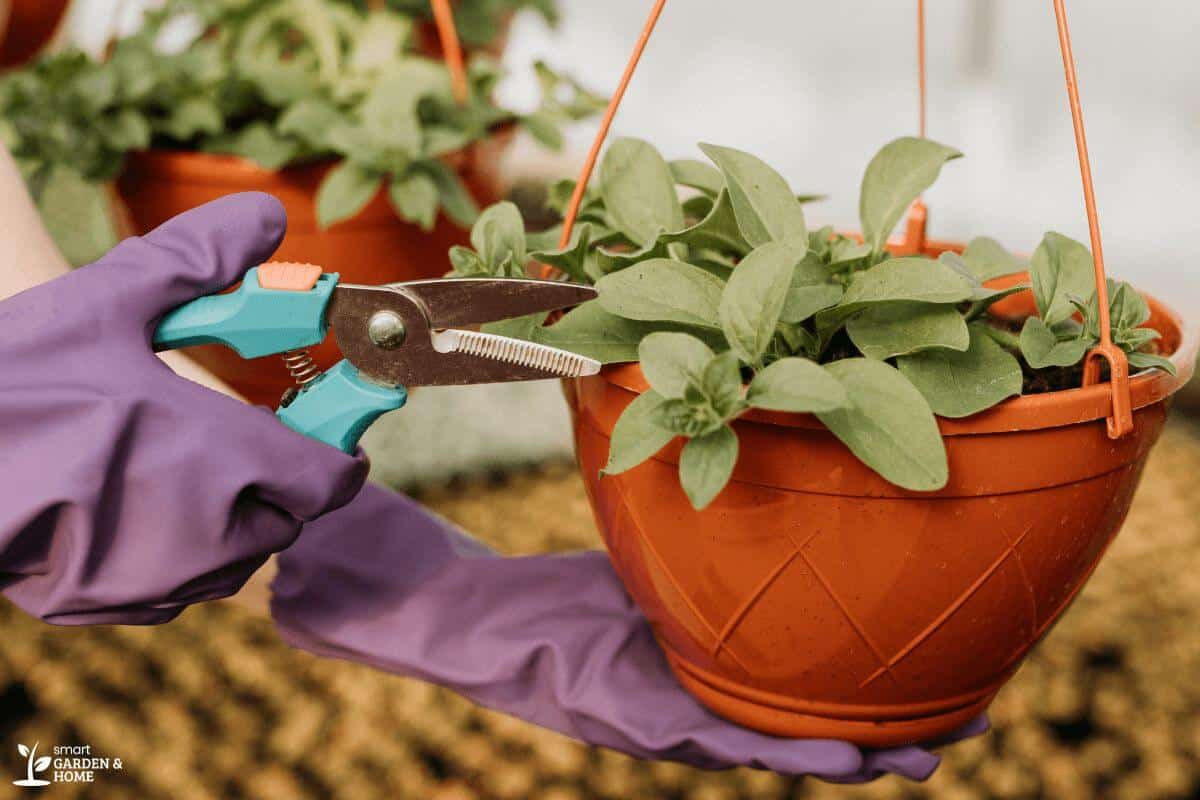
left=368, top=311, right=407, bottom=349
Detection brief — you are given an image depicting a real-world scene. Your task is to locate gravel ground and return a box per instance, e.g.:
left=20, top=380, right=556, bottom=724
left=3, top=418, right=1200, bottom=799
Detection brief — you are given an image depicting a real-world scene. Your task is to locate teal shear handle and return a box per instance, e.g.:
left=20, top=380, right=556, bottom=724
left=154, top=267, right=339, bottom=357
left=154, top=266, right=406, bottom=453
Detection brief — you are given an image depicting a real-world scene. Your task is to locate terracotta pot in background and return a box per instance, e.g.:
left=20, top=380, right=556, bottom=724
left=116, top=128, right=512, bottom=406
left=414, top=15, right=512, bottom=60
left=565, top=239, right=1197, bottom=747
left=0, top=0, right=69, bottom=68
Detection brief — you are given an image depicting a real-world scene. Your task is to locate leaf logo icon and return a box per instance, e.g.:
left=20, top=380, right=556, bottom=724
left=13, top=742, right=51, bottom=787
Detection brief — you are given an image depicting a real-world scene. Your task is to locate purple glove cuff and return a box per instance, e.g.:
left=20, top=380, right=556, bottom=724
left=272, top=482, right=987, bottom=781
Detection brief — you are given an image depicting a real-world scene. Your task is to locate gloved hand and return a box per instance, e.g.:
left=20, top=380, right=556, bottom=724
left=272, top=482, right=987, bottom=781
left=0, top=193, right=368, bottom=624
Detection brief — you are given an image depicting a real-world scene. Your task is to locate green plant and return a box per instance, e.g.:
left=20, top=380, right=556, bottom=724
left=450, top=136, right=1176, bottom=509
left=0, top=0, right=599, bottom=263
left=370, top=0, right=557, bottom=48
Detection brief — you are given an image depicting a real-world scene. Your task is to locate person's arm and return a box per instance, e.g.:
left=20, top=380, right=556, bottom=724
left=0, top=190, right=368, bottom=624
left=272, top=482, right=987, bottom=780
left=0, top=144, right=238, bottom=395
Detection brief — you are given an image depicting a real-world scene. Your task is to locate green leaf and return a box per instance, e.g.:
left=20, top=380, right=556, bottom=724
left=596, top=259, right=724, bottom=328
left=224, top=123, right=299, bottom=170
left=1019, top=316, right=1092, bottom=368
left=1127, top=351, right=1177, bottom=375
left=859, top=137, right=962, bottom=254
left=719, top=241, right=802, bottom=364
left=962, top=236, right=1027, bottom=282
left=481, top=312, right=544, bottom=342
left=593, top=239, right=671, bottom=278
left=780, top=284, right=843, bottom=323
left=659, top=190, right=750, bottom=255
left=669, top=158, right=724, bottom=195
left=651, top=398, right=724, bottom=437
left=277, top=98, right=342, bottom=150
left=783, top=253, right=842, bottom=322
left=638, top=332, right=715, bottom=398
left=532, top=301, right=718, bottom=364
left=699, top=143, right=806, bottom=247
left=316, top=161, right=381, bottom=229
left=817, top=359, right=948, bottom=491
left=388, top=171, right=439, bottom=230
left=599, top=137, right=684, bottom=246
left=746, top=358, right=847, bottom=413
left=423, top=161, right=479, bottom=228
left=520, top=110, right=564, bottom=151
left=99, top=109, right=150, bottom=150
left=348, top=9, right=412, bottom=72
left=679, top=426, right=739, bottom=510
left=470, top=201, right=526, bottom=272
left=1031, top=231, right=1096, bottom=326
left=162, top=96, right=223, bottom=141
left=448, top=245, right=488, bottom=277
left=603, top=390, right=675, bottom=475
left=697, top=351, right=745, bottom=419
left=839, top=257, right=977, bottom=308
left=1109, top=281, right=1151, bottom=330
left=898, top=324, right=1023, bottom=418
left=37, top=166, right=118, bottom=267
left=846, top=303, right=969, bottom=360
left=530, top=224, right=594, bottom=284
left=360, top=60, right=451, bottom=154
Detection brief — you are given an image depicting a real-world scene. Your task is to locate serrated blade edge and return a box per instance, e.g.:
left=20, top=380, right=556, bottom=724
left=432, top=329, right=600, bottom=379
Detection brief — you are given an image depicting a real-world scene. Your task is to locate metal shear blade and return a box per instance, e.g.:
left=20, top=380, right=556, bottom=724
left=328, top=279, right=600, bottom=387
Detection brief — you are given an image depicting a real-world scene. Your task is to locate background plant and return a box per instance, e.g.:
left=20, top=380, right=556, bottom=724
left=0, top=0, right=600, bottom=264
left=450, top=136, right=1176, bottom=509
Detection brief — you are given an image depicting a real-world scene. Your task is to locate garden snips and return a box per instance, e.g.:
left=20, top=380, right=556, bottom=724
left=153, top=262, right=600, bottom=452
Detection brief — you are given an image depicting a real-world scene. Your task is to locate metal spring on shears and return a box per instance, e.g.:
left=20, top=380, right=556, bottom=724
left=282, top=349, right=321, bottom=388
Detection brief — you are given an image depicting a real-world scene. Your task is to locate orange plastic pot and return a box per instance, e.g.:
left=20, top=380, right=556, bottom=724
left=0, top=0, right=69, bottom=68
left=116, top=129, right=511, bottom=406
left=565, top=239, right=1197, bottom=747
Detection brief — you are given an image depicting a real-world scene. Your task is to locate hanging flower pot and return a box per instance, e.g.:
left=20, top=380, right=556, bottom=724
left=440, top=0, right=1197, bottom=745
left=0, top=0, right=600, bottom=405
left=566, top=264, right=1193, bottom=747
left=0, top=0, right=70, bottom=68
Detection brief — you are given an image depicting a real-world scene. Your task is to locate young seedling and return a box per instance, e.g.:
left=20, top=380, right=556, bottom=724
left=451, top=136, right=1175, bottom=509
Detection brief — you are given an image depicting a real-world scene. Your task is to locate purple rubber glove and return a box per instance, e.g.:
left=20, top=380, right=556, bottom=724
left=0, top=193, right=367, bottom=625
left=272, top=483, right=988, bottom=781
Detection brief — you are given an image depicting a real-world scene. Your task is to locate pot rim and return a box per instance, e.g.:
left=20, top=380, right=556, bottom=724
left=595, top=247, right=1197, bottom=436
left=120, top=121, right=517, bottom=186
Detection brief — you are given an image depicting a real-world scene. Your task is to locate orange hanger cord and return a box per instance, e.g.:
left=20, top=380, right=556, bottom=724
left=917, top=0, right=927, bottom=139
left=904, top=0, right=929, bottom=253
left=556, top=0, right=668, bottom=251
left=1052, top=0, right=1131, bottom=438
left=431, top=0, right=468, bottom=105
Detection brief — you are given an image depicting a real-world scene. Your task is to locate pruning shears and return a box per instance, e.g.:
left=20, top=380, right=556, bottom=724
left=153, top=262, right=599, bottom=453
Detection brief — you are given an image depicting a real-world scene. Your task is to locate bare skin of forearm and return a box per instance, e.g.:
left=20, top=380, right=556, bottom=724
left=0, top=144, right=241, bottom=398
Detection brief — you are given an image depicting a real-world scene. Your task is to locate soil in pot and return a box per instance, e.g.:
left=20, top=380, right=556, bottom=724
left=566, top=241, right=1196, bottom=747
left=116, top=130, right=512, bottom=406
